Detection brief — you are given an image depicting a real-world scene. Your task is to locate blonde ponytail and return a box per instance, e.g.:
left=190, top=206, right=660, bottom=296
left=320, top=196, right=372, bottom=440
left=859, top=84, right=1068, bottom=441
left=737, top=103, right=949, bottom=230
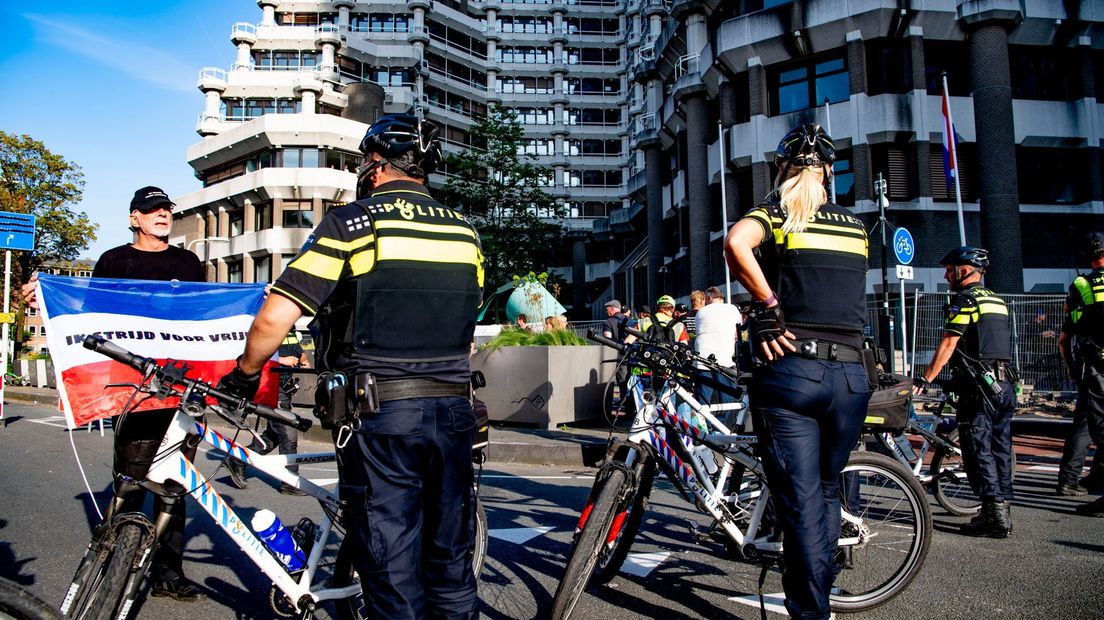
left=778, top=167, right=828, bottom=234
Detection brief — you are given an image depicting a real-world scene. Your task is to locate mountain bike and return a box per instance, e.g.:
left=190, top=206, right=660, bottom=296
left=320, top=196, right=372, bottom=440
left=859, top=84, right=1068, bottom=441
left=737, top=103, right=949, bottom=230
left=550, top=331, right=931, bottom=619
left=59, top=335, right=487, bottom=620
left=873, top=394, right=1016, bottom=516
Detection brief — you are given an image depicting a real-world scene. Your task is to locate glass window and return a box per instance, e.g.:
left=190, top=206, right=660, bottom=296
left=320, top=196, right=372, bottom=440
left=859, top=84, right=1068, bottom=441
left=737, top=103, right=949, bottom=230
left=253, top=255, right=272, bottom=283
left=1017, top=146, right=1090, bottom=204
left=227, top=260, right=243, bottom=283
left=302, top=148, right=319, bottom=168
left=832, top=153, right=854, bottom=207
left=254, top=202, right=272, bottom=231
left=228, top=209, right=244, bottom=236
left=771, top=53, right=849, bottom=115
left=282, top=202, right=315, bottom=228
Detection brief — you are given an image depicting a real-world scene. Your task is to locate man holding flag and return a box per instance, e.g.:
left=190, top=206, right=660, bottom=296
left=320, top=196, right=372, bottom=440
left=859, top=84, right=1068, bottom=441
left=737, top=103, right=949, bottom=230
left=22, top=186, right=208, bottom=601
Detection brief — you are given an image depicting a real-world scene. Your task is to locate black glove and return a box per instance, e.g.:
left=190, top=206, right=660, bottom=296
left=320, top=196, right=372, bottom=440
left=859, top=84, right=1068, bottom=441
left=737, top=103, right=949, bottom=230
left=747, top=301, right=787, bottom=351
left=217, top=359, right=261, bottom=402
left=912, top=377, right=930, bottom=392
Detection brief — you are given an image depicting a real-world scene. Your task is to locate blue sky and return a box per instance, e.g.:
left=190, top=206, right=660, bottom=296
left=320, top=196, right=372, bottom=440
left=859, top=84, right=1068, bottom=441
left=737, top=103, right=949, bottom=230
left=0, top=1, right=259, bottom=259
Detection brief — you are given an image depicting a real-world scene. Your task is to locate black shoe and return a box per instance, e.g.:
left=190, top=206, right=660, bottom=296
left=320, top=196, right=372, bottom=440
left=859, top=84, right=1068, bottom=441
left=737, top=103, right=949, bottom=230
left=225, top=457, right=248, bottom=489
left=960, top=500, right=1010, bottom=538
left=279, top=483, right=307, bottom=496
left=1075, top=497, right=1104, bottom=517
left=1056, top=483, right=1088, bottom=497
left=151, top=575, right=206, bottom=601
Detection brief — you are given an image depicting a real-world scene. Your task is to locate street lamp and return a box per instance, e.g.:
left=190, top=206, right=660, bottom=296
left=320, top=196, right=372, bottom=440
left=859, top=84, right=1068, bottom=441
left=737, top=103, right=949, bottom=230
left=186, top=237, right=229, bottom=279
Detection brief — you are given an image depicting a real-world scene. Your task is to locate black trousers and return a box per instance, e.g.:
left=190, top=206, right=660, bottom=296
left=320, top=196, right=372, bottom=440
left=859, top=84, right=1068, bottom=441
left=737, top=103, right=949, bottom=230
left=112, top=408, right=196, bottom=578
left=1059, top=364, right=1104, bottom=487
left=336, top=396, right=478, bottom=619
left=955, top=379, right=1016, bottom=502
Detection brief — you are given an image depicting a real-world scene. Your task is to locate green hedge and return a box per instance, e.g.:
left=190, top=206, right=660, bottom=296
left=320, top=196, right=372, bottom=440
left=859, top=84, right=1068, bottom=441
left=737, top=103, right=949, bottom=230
left=482, top=328, right=586, bottom=350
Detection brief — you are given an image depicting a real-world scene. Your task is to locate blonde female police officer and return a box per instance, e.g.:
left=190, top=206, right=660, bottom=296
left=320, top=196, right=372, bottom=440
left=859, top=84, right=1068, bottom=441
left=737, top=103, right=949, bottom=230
left=725, top=124, right=871, bottom=620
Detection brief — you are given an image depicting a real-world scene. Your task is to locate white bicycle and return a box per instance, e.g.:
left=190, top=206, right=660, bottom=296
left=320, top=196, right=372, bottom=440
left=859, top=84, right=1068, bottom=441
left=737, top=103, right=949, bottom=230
left=58, top=335, right=487, bottom=620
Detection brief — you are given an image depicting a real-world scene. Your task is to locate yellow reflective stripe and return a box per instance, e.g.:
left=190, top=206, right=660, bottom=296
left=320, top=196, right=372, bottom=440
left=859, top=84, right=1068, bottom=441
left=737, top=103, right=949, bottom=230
left=287, top=251, right=344, bottom=281
left=978, top=302, right=1008, bottom=316
left=270, top=286, right=317, bottom=314
left=948, top=313, right=972, bottom=325
left=377, top=236, right=482, bottom=266
left=1074, top=277, right=1093, bottom=305
left=317, top=235, right=374, bottom=252
left=476, top=245, right=485, bottom=288
left=349, top=249, right=376, bottom=276
left=372, top=188, right=433, bottom=199
left=785, top=232, right=867, bottom=257
left=373, top=220, right=477, bottom=239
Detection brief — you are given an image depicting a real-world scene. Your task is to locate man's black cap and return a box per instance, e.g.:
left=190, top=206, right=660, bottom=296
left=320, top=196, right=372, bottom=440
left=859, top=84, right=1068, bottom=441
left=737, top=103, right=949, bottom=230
left=130, top=186, right=175, bottom=213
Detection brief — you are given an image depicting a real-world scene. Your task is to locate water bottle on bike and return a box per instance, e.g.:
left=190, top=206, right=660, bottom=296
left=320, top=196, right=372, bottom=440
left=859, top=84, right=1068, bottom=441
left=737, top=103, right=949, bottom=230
left=252, top=510, right=306, bottom=572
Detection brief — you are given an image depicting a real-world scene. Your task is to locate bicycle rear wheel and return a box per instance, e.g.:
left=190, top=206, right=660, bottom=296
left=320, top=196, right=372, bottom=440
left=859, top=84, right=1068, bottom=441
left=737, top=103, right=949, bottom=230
left=831, top=452, right=931, bottom=613
left=550, top=466, right=631, bottom=620
left=592, top=456, right=655, bottom=585
left=929, top=429, right=981, bottom=516
left=332, top=496, right=488, bottom=620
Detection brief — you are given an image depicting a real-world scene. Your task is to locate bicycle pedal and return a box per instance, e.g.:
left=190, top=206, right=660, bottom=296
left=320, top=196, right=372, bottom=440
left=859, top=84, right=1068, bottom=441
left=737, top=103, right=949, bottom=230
left=686, top=521, right=711, bottom=545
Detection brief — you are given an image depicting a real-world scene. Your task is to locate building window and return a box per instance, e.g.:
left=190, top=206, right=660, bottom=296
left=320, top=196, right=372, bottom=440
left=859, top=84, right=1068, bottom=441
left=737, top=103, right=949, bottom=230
left=1017, top=147, right=1090, bottom=204
left=282, top=202, right=315, bottom=228
left=871, top=144, right=917, bottom=201
left=253, top=255, right=272, bottom=283
left=865, top=39, right=913, bottom=96
left=770, top=53, right=849, bottom=115
left=228, top=209, right=244, bottom=237
left=227, top=260, right=243, bottom=283
left=26, top=325, right=35, bottom=336
left=1010, top=46, right=1079, bottom=102
left=254, top=202, right=272, bottom=231
left=519, top=139, right=555, bottom=156
left=924, top=40, right=970, bottom=95
left=566, top=108, right=621, bottom=126
left=567, top=170, right=622, bottom=187
left=929, top=143, right=977, bottom=203
left=25, top=307, right=37, bottom=316
left=832, top=151, right=855, bottom=207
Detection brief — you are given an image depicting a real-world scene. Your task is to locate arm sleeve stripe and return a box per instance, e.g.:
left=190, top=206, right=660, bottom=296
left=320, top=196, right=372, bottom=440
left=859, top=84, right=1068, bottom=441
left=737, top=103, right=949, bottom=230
left=374, top=220, right=477, bottom=239
left=317, top=235, right=375, bottom=252
left=269, top=285, right=318, bottom=315
left=287, top=251, right=345, bottom=281
left=349, top=249, right=376, bottom=276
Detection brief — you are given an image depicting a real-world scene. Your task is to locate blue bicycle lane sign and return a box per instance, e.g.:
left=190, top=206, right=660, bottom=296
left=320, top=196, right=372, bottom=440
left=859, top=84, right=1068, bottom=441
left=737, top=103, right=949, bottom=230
left=893, top=227, right=915, bottom=265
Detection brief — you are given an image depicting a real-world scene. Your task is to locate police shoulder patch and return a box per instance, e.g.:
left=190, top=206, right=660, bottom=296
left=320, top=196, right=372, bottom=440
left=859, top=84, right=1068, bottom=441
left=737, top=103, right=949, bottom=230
left=945, top=305, right=960, bottom=320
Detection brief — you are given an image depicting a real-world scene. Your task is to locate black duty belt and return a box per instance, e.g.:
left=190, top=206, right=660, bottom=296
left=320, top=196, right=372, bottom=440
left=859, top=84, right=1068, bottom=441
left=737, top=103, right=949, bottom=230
left=376, top=378, right=470, bottom=403
left=793, top=339, right=863, bottom=363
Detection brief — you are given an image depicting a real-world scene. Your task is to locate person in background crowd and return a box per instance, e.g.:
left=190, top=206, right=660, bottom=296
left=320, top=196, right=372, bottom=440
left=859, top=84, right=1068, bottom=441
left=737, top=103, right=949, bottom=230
left=601, top=299, right=628, bottom=343
left=515, top=313, right=533, bottom=332
left=23, top=186, right=207, bottom=601
left=693, top=286, right=742, bottom=408
left=914, top=246, right=1015, bottom=537
left=1058, top=232, right=1104, bottom=511
left=725, top=123, right=870, bottom=620
left=626, top=295, right=688, bottom=345
left=545, top=314, right=568, bottom=331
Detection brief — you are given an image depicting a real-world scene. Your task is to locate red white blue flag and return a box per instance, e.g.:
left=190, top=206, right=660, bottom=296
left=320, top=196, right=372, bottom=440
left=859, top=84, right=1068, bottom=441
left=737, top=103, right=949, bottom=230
left=941, top=80, right=959, bottom=187
left=37, top=275, right=279, bottom=428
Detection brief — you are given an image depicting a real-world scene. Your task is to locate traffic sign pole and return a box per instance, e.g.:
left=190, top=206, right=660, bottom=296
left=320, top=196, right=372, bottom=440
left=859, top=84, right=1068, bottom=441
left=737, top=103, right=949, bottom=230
left=0, top=210, right=37, bottom=429
left=1, top=250, right=9, bottom=426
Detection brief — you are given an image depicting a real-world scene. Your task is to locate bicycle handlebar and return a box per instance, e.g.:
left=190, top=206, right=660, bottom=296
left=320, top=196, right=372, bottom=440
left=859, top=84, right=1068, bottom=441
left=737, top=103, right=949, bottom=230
left=83, top=335, right=312, bottom=432
left=585, top=329, right=741, bottom=382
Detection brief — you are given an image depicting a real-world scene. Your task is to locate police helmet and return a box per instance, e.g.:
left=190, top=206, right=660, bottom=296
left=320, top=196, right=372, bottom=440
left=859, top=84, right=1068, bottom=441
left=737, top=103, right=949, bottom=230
left=939, top=246, right=990, bottom=269
left=358, top=114, right=441, bottom=175
left=775, top=123, right=836, bottom=168
left=1080, top=231, right=1104, bottom=262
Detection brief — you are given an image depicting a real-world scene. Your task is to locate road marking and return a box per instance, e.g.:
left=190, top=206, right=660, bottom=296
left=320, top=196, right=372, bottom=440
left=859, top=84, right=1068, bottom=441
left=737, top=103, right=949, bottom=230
left=1026, top=465, right=1089, bottom=473
left=488, top=526, right=553, bottom=545
left=311, top=478, right=338, bottom=486
left=730, top=591, right=788, bottom=615
left=480, top=475, right=595, bottom=480
left=26, top=415, right=69, bottom=429
left=620, top=552, right=669, bottom=577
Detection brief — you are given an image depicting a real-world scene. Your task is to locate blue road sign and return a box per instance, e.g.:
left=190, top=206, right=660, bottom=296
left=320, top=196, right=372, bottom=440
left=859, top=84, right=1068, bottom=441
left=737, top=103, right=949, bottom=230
left=0, top=212, right=36, bottom=251
left=893, top=227, right=915, bottom=265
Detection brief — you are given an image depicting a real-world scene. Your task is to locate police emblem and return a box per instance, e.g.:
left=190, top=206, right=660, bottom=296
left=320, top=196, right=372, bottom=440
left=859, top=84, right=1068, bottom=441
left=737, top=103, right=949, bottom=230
left=945, top=305, right=960, bottom=319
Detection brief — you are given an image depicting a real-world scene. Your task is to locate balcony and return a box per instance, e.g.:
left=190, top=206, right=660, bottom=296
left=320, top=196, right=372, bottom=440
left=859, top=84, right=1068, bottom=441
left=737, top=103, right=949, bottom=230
left=231, top=22, right=257, bottom=45
left=315, top=23, right=342, bottom=47
left=672, top=53, right=706, bottom=101
left=197, top=67, right=228, bottom=92
left=629, top=113, right=660, bottom=149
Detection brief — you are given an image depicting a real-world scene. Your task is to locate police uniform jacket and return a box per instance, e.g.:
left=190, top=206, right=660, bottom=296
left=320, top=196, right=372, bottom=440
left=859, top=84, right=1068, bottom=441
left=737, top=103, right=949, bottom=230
left=944, top=284, right=1012, bottom=362
left=1061, top=267, right=1104, bottom=347
left=271, top=180, right=484, bottom=383
left=742, top=201, right=868, bottom=349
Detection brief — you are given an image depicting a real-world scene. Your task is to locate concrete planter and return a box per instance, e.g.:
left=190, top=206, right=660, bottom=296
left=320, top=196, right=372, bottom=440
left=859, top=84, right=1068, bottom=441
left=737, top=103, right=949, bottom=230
left=471, top=345, right=617, bottom=429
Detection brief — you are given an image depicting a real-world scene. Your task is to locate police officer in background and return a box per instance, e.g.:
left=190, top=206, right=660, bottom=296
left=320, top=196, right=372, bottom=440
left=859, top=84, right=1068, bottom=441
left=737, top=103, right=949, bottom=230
left=725, top=124, right=871, bottom=620
left=216, top=115, right=483, bottom=618
left=1057, top=232, right=1104, bottom=515
left=913, top=247, right=1015, bottom=537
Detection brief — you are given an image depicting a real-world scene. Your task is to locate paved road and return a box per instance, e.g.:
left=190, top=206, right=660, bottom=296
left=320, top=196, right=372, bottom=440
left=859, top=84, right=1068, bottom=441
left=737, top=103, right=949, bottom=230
left=2, top=402, right=1103, bottom=619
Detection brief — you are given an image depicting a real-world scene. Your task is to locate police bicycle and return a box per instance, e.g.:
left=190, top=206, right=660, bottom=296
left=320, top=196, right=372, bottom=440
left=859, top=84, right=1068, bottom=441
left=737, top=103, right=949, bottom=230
left=871, top=392, right=1016, bottom=517
left=59, top=336, right=487, bottom=620
left=550, top=330, right=932, bottom=619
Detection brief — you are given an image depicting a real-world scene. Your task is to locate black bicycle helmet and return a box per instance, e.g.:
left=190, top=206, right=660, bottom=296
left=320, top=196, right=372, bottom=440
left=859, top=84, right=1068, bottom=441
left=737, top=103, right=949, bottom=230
left=358, top=114, right=442, bottom=176
left=1080, top=231, right=1104, bottom=262
left=939, top=246, right=990, bottom=269
left=775, top=123, right=836, bottom=168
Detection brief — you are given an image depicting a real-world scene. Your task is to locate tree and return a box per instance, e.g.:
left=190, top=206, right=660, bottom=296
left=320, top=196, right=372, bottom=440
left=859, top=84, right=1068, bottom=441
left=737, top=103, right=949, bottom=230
left=0, top=132, right=98, bottom=355
left=440, top=105, right=566, bottom=291
left=0, top=132, right=98, bottom=280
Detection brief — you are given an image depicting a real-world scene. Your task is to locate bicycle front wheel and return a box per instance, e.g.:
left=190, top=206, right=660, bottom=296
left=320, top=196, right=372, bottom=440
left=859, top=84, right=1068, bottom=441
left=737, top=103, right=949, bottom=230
left=84, top=523, right=143, bottom=620
left=831, top=451, right=931, bottom=613
left=332, top=496, right=488, bottom=620
left=550, top=466, right=631, bottom=620
left=592, top=456, right=655, bottom=585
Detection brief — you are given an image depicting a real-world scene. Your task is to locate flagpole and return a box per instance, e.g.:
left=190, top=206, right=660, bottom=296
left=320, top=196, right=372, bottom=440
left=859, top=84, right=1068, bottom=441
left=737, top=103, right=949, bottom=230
left=824, top=98, right=836, bottom=204
left=717, top=120, right=733, bottom=302
left=943, top=73, right=966, bottom=246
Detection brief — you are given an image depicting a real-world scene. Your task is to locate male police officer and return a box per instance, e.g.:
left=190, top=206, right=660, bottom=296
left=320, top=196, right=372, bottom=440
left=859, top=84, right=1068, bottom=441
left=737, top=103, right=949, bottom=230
left=913, top=247, right=1015, bottom=537
left=1058, top=232, right=1104, bottom=515
left=217, top=115, right=483, bottom=618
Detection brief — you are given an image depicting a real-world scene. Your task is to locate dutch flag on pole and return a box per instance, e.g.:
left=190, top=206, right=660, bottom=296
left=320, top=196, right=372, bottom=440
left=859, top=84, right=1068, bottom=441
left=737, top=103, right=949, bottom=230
left=36, top=275, right=280, bottom=428
left=941, top=78, right=959, bottom=187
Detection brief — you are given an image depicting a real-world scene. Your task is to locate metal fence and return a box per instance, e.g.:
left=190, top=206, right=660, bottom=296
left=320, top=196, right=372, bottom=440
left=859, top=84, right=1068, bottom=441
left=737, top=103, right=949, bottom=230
left=868, top=292, right=1073, bottom=394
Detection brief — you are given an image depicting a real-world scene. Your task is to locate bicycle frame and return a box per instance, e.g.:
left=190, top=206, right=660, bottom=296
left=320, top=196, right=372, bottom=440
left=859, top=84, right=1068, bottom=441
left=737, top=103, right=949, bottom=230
left=133, top=408, right=359, bottom=607
left=873, top=401, right=962, bottom=486
left=615, top=372, right=863, bottom=558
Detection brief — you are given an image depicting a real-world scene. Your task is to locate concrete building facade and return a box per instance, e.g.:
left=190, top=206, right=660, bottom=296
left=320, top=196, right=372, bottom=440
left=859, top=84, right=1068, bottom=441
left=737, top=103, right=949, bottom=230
left=175, top=0, right=1104, bottom=317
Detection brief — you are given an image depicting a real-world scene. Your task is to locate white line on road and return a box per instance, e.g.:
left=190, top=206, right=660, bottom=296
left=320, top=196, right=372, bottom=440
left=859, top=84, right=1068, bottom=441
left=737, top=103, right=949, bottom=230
left=481, top=475, right=594, bottom=480
left=621, top=552, right=670, bottom=577
left=25, top=416, right=69, bottom=429
left=488, top=526, right=553, bottom=545
left=730, top=592, right=788, bottom=615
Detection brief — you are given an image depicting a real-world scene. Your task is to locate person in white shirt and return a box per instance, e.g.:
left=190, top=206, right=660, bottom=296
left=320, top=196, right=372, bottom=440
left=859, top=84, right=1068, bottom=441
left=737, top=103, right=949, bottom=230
left=694, top=286, right=742, bottom=407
